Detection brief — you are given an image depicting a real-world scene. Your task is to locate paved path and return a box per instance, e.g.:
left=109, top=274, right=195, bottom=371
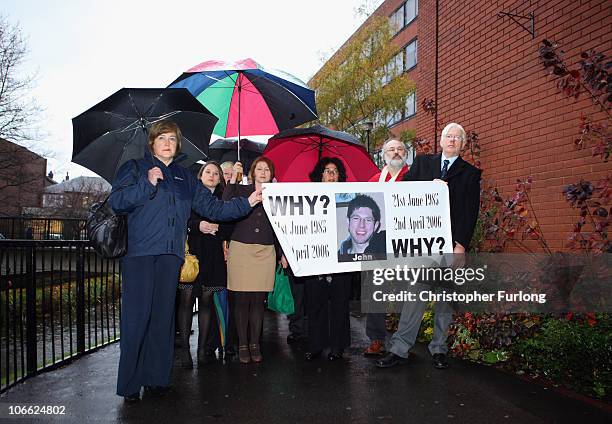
left=0, top=312, right=610, bottom=423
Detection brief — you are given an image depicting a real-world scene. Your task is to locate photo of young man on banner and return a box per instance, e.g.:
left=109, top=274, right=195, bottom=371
left=336, top=193, right=387, bottom=263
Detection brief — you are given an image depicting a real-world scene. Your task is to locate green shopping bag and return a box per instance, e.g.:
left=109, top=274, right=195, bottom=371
left=268, top=266, right=295, bottom=315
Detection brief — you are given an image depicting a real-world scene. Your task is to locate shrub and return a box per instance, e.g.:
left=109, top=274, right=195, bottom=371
left=448, top=313, right=542, bottom=363
left=512, top=315, right=612, bottom=398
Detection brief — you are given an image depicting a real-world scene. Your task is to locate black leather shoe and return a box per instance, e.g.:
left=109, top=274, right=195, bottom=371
left=143, top=385, right=170, bottom=397
left=327, top=351, right=344, bottom=361
left=197, top=354, right=214, bottom=367
left=197, top=348, right=216, bottom=367
left=432, top=353, right=449, bottom=369
left=375, top=352, right=410, bottom=368
left=175, top=347, right=193, bottom=369
left=287, top=333, right=300, bottom=344
left=304, top=351, right=322, bottom=360
left=123, top=392, right=140, bottom=403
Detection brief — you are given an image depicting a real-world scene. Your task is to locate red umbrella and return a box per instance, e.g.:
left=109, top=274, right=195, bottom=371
left=263, top=125, right=379, bottom=182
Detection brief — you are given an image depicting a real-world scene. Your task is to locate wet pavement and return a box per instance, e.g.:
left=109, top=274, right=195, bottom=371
left=1, top=311, right=610, bottom=423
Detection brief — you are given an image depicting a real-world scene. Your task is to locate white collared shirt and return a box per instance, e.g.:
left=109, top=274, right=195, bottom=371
left=441, top=154, right=458, bottom=171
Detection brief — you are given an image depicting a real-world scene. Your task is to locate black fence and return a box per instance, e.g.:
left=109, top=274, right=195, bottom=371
left=0, top=240, right=121, bottom=393
left=0, top=217, right=87, bottom=241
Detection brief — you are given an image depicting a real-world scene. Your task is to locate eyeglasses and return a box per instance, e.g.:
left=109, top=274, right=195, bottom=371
left=349, top=216, right=375, bottom=225
left=444, top=135, right=464, bottom=141
left=323, top=168, right=339, bottom=175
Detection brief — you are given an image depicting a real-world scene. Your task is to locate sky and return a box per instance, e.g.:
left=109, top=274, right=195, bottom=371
left=4, top=0, right=381, bottom=180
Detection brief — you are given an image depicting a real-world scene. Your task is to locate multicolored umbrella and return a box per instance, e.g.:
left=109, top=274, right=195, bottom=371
left=213, top=290, right=229, bottom=351
left=263, top=124, right=380, bottom=182
left=168, top=59, right=317, bottom=156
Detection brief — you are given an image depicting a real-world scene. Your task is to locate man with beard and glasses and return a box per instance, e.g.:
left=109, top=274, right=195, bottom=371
left=368, top=139, right=411, bottom=183
left=362, top=139, right=411, bottom=357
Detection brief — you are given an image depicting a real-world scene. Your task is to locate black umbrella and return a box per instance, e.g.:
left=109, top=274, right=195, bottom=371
left=186, top=138, right=265, bottom=176
left=208, top=138, right=265, bottom=171
left=72, top=88, right=218, bottom=183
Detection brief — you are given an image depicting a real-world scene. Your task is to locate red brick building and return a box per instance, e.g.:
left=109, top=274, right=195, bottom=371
left=313, top=0, right=611, bottom=251
left=0, top=138, right=49, bottom=216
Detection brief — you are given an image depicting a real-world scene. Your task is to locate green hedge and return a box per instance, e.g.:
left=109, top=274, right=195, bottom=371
left=0, top=277, right=121, bottom=328
left=512, top=316, right=612, bottom=398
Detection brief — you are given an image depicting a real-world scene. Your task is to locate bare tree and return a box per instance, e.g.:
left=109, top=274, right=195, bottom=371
left=0, top=16, right=50, bottom=217
left=354, top=0, right=383, bottom=18
left=0, top=14, right=41, bottom=143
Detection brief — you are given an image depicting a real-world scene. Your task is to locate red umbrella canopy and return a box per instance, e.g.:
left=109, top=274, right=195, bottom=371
left=263, top=125, right=379, bottom=182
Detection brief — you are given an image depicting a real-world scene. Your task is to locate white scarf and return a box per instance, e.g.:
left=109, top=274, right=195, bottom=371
left=378, top=165, right=403, bottom=182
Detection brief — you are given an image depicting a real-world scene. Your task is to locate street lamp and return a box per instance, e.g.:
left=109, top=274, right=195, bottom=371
left=364, top=121, right=374, bottom=154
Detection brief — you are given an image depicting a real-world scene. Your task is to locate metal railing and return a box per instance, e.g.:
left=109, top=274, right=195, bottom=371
left=0, top=240, right=121, bottom=392
left=0, top=217, right=87, bottom=241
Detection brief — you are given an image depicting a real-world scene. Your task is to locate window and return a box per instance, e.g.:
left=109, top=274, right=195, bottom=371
left=361, top=40, right=372, bottom=59
left=372, top=110, right=382, bottom=127
left=388, top=109, right=403, bottom=125
left=405, top=0, right=418, bottom=25
left=390, top=6, right=404, bottom=34
left=391, top=52, right=403, bottom=77
left=381, top=52, right=404, bottom=86
left=390, top=1, right=418, bottom=34
left=405, top=39, right=417, bottom=70
left=405, top=92, right=416, bottom=118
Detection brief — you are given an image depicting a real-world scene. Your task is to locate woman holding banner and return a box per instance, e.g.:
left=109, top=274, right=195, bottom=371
left=304, top=157, right=353, bottom=361
left=109, top=121, right=259, bottom=402
left=223, top=157, right=285, bottom=364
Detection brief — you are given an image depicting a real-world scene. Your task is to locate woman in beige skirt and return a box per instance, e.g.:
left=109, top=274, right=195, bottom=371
left=223, top=156, right=285, bottom=363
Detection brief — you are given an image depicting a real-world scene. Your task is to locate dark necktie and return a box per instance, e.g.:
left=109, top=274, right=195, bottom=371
left=441, top=159, right=450, bottom=179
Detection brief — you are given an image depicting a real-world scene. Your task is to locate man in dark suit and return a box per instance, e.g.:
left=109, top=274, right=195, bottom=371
left=376, top=123, right=481, bottom=369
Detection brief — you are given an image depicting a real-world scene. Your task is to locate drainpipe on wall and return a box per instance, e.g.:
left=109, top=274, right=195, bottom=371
left=434, top=0, right=439, bottom=153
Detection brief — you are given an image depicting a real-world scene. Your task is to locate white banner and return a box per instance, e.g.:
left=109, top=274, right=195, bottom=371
left=262, top=182, right=453, bottom=277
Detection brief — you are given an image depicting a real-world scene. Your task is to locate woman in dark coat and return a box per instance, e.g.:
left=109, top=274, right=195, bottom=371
left=175, top=161, right=230, bottom=368
left=304, top=157, right=353, bottom=361
left=223, top=157, right=285, bottom=364
left=109, top=121, right=261, bottom=402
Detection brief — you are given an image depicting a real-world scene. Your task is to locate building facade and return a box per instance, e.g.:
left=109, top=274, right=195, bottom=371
left=0, top=138, right=48, bottom=216
left=313, top=0, right=611, bottom=251
left=41, top=176, right=111, bottom=212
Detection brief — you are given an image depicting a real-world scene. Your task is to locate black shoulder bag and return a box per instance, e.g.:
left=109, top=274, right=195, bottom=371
left=87, top=160, right=139, bottom=259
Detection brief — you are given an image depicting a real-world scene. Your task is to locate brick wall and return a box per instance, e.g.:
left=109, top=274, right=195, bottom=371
left=310, top=0, right=610, bottom=251
left=416, top=0, right=611, bottom=251
left=0, top=138, right=47, bottom=216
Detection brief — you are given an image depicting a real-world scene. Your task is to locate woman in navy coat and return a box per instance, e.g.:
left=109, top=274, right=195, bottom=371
left=109, top=120, right=261, bottom=402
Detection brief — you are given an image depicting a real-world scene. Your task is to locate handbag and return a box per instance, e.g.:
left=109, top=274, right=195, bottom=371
left=87, top=160, right=138, bottom=259
left=179, top=241, right=199, bottom=283
left=267, top=265, right=295, bottom=315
